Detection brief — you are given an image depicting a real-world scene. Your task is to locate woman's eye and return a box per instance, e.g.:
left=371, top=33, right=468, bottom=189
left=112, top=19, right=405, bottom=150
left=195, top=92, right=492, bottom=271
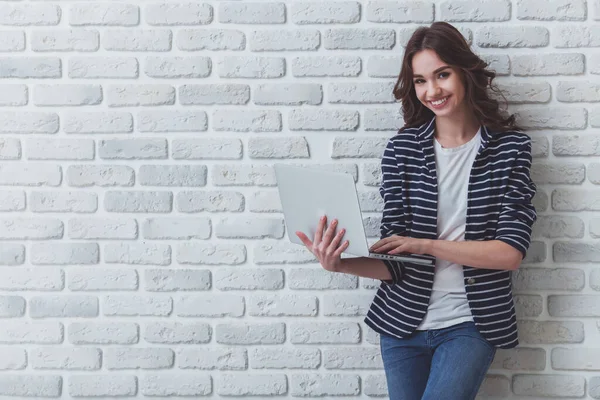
left=414, top=79, right=424, bottom=84
left=439, top=72, right=450, bottom=79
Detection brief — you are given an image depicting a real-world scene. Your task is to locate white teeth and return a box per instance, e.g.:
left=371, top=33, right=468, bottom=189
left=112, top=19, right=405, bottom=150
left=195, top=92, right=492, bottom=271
left=431, top=97, right=448, bottom=106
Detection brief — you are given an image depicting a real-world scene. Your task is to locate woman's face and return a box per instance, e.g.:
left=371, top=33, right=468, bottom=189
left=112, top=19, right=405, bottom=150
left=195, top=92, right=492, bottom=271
left=411, top=49, right=467, bottom=119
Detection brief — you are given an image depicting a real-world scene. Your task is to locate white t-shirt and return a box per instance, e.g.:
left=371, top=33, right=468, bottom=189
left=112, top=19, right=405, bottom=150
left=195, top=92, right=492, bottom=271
left=416, top=127, right=482, bottom=330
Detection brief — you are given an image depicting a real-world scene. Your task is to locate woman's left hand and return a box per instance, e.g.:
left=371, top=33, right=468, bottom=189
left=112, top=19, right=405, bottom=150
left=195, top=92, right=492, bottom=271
left=369, top=235, right=431, bottom=255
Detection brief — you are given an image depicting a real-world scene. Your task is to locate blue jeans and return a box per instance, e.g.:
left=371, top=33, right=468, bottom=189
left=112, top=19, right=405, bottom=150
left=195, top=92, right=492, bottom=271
left=379, top=321, right=496, bottom=400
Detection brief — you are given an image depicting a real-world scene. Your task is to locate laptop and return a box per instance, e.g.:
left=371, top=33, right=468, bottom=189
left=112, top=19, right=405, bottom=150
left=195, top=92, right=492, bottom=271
left=274, top=164, right=434, bottom=266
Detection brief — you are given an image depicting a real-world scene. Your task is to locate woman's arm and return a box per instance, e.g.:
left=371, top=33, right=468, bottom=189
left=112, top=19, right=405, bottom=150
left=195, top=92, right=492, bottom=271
left=426, top=239, right=522, bottom=270
left=338, top=257, right=393, bottom=281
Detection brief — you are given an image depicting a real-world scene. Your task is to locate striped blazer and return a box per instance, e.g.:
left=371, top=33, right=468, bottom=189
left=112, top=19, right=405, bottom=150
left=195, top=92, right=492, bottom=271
left=364, top=117, right=537, bottom=349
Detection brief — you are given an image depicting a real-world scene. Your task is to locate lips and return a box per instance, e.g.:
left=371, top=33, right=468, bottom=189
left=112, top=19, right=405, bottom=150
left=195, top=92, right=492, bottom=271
left=429, top=96, right=449, bottom=106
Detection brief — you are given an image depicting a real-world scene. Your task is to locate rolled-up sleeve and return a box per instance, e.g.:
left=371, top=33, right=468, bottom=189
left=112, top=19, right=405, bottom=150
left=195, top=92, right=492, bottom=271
left=494, top=139, right=537, bottom=258
left=379, top=137, right=406, bottom=284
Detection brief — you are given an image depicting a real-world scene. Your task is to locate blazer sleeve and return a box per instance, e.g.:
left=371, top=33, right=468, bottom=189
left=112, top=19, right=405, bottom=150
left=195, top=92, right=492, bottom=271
left=494, top=139, right=538, bottom=259
left=378, top=137, right=407, bottom=284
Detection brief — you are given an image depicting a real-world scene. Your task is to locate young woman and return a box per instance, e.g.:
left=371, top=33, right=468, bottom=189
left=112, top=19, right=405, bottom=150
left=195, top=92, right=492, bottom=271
left=295, top=22, right=537, bottom=400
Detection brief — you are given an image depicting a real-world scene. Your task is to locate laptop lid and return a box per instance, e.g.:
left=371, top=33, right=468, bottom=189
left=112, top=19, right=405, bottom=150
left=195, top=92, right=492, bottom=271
left=274, top=163, right=372, bottom=258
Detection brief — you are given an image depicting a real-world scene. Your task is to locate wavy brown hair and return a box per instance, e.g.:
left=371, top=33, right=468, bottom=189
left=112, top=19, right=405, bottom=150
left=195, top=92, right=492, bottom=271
left=394, top=22, right=520, bottom=132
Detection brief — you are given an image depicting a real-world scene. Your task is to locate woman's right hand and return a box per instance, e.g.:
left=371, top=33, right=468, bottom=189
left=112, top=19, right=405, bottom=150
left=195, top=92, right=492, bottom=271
left=295, top=215, right=349, bottom=272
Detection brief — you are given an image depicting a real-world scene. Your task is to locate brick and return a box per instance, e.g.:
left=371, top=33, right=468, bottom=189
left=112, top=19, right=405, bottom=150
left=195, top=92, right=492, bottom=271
left=329, top=82, right=395, bottom=104
left=494, top=82, right=551, bottom=103
left=324, top=28, right=395, bottom=49
left=554, top=241, right=600, bottom=262
left=69, top=375, right=137, bottom=397
left=0, top=348, right=27, bottom=370
left=218, top=56, right=285, bottom=78
left=250, top=348, right=319, bottom=369
left=290, top=322, right=360, bottom=344
left=0, top=321, right=63, bottom=344
left=214, top=268, right=284, bottom=290
left=140, top=375, right=211, bottom=397
left=289, top=109, right=359, bottom=131
left=178, top=294, right=244, bottom=317
left=104, top=29, right=172, bottom=51
left=513, top=267, right=584, bottom=291
left=145, top=56, right=210, bottom=79
left=248, top=294, right=317, bottom=317
left=364, top=374, right=387, bottom=397
left=0, top=4, right=60, bottom=26
left=172, top=139, right=243, bottom=160
left=513, top=374, right=585, bottom=397
left=138, top=110, right=207, bottom=132
left=68, top=322, right=138, bottom=345
left=176, top=190, right=245, bottom=212
left=291, top=374, right=359, bottom=396
left=324, top=347, right=383, bottom=369
left=512, top=53, right=584, bottom=76
left=103, top=295, right=172, bottom=316
left=476, top=26, right=548, bottom=47
left=367, top=55, right=402, bottom=78
left=253, top=242, right=317, bottom=264
left=105, top=243, right=171, bottom=265
left=0, top=295, right=25, bottom=317
left=517, top=0, right=586, bottom=20
left=323, top=294, right=374, bottom=316
left=26, top=138, right=94, bottom=161
left=69, top=218, right=137, bottom=239
left=530, top=135, right=550, bottom=157
left=482, top=54, right=511, bottom=75
left=32, top=29, right=99, bottom=52
left=105, top=348, right=173, bottom=370
left=332, top=137, right=388, bottom=158
left=0, top=57, right=61, bottom=79
left=36, top=84, right=101, bottom=107
left=144, top=322, right=210, bottom=344
left=591, top=219, right=600, bottom=238
left=177, top=243, right=246, bottom=265
left=144, top=269, right=211, bottom=292
left=0, top=85, right=27, bottom=107
left=557, top=81, right=600, bottom=102
left=68, top=268, right=138, bottom=291
left=104, top=191, right=172, bottom=213
left=217, top=374, right=287, bottom=396
left=107, top=84, right=175, bottom=107
left=0, top=191, right=25, bottom=211
left=531, top=162, right=584, bottom=184
left=145, top=3, right=212, bottom=25
left=67, top=165, right=134, bottom=188
left=251, top=29, right=320, bottom=51
left=553, top=134, right=600, bottom=156
left=63, top=111, right=133, bottom=133
left=0, top=111, right=59, bottom=133
left=0, top=218, right=63, bottom=239
left=248, top=191, right=282, bottom=213
left=290, top=2, right=360, bottom=24
left=99, top=139, right=167, bottom=160
left=179, top=84, right=248, bottom=105
left=552, top=348, right=600, bottom=370
left=212, top=164, right=276, bottom=186
left=367, top=1, right=433, bottom=22
left=533, top=190, right=549, bottom=212
left=0, top=376, right=62, bottom=398
left=70, top=4, right=138, bottom=26
left=0, top=268, right=63, bottom=291
left=143, top=217, right=210, bottom=240
left=215, top=216, right=284, bottom=239
left=517, top=321, right=584, bottom=344
left=31, top=243, right=99, bottom=265
left=477, top=375, right=511, bottom=398
left=31, top=348, right=100, bottom=370
left=590, top=163, right=600, bottom=184
left=30, top=191, right=97, bottom=213
left=549, top=295, right=600, bottom=317
left=515, top=107, right=586, bottom=129
left=532, top=215, right=584, bottom=238
left=0, top=31, right=25, bottom=51
left=213, top=110, right=282, bottom=132
left=30, top=295, right=98, bottom=318
left=217, top=323, right=285, bottom=344
left=292, top=56, right=361, bottom=77
left=289, top=268, right=358, bottom=289
left=219, top=2, right=285, bottom=24
left=440, top=0, right=510, bottom=21
left=178, top=348, right=247, bottom=370
left=139, top=165, right=207, bottom=187
left=69, top=57, right=138, bottom=79
left=255, top=83, right=322, bottom=105
left=0, top=164, right=61, bottom=186
left=249, top=137, right=309, bottom=159
left=554, top=25, right=600, bottom=47
left=176, top=29, right=245, bottom=51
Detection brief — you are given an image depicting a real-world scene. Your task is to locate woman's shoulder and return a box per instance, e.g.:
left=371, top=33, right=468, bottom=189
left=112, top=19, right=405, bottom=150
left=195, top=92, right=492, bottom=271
left=488, top=128, right=532, bottom=148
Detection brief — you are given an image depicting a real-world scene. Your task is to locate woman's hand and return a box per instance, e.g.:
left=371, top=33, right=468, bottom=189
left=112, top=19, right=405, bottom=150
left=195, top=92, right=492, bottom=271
left=295, top=215, right=349, bottom=272
left=370, top=235, right=431, bottom=255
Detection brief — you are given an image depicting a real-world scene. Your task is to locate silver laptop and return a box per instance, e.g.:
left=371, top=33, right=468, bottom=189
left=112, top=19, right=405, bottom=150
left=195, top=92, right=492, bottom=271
left=274, top=164, right=434, bottom=266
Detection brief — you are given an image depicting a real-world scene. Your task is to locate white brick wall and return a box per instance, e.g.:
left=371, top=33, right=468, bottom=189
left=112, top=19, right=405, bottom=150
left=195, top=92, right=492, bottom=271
left=0, top=1, right=598, bottom=398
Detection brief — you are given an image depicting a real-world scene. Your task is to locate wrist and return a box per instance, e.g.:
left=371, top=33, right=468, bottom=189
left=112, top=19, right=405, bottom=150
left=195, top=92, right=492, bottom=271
left=425, top=239, right=436, bottom=255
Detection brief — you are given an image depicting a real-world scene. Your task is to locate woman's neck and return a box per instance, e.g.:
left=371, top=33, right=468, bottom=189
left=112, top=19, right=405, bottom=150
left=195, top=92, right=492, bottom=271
left=434, top=111, right=480, bottom=147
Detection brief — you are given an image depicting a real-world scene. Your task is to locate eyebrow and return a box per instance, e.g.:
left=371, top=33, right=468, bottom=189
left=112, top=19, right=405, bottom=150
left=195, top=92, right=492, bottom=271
left=413, top=66, right=451, bottom=78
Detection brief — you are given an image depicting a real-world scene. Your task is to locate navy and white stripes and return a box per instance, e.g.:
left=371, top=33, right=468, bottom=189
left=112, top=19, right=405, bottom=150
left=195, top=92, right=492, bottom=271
left=365, top=117, right=537, bottom=349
